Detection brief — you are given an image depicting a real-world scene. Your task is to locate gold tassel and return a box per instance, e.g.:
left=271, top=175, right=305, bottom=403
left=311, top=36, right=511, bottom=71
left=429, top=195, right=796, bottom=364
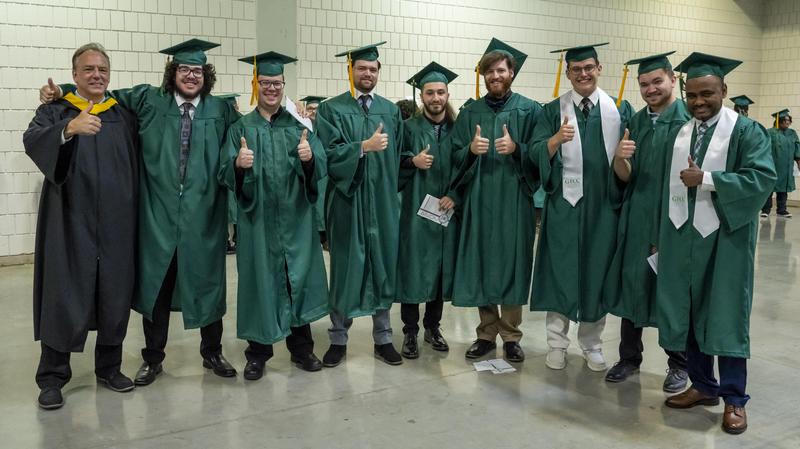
left=347, top=53, right=355, bottom=98
left=552, top=53, right=563, bottom=98
left=249, top=56, right=257, bottom=106
left=776, top=114, right=780, bottom=128
left=474, top=63, right=480, bottom=100
left=616, top=64, right=629, bottom=107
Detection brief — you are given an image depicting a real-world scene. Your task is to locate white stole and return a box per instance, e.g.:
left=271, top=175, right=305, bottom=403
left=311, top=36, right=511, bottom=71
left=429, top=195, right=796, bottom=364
left=668, top=107, right=737, bottom=238
left=559, top=88, right=621, bottom=206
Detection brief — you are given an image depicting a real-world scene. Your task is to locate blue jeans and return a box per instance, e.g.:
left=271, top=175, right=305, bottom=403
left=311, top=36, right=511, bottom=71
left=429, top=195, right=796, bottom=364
left=686, top=325, right=749, bottom=407
left=328, top=308, right=393, bottom=346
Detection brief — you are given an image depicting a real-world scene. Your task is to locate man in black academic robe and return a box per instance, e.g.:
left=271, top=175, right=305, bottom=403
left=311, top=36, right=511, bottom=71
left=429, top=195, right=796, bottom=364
left=23, top=43, right=139, bottom=410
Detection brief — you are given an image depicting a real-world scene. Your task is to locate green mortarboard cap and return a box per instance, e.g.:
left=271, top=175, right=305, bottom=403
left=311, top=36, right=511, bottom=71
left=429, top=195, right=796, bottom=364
left=481, top=38, right=527, bottom=78
left=300, top=96, right=327, bottom=104
left=625, top=51, right=675, bottom=75
left=771, top=109, right=791, bottom=119
left=160, top=39, right=220, bottom=65
left=729, top=95, right=754, bottom=106
left=674, top=52, right=742, bottom=80
left=551, top=43, right=609, bottom=63
left=407, top=61, right=458, bottom=89
left=238, top=51, right=297, bottom=76
left=335, top=42, right=386, bottom=62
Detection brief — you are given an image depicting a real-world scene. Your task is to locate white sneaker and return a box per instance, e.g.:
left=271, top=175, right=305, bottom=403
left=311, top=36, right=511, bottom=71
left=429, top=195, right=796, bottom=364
left=583, top=349, right=607, bottom=372
left=545, top=348, right=567, bottom=370
left=760, top=212, right=769, bottom=218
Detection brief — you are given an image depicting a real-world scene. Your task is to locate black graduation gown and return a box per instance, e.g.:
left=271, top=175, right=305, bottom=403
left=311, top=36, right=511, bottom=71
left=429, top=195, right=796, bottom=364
left=23, top=99, right=139, bottom=353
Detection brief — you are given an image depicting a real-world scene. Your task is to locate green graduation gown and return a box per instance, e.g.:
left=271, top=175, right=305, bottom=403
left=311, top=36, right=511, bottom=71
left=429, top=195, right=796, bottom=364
left=656, top=114, right=776, bottom=358
left=396, top=115, right=458, bottom=304
left=219, top=109, right=329, bottom=344
left=604, top=100, right=690, bottom=326
left=528, top=94, right=633, bottom=322
left=767, top=127, right=800, bottom=192
left=449, top=93, right=541, bottom=307
left=315, top=92, right=403, bottom=318
left=61, top=84, right=240, bottom=329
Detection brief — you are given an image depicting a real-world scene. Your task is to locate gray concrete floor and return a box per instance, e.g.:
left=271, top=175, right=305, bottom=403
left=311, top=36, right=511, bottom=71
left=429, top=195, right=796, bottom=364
left=0, top=215, right=798, bottom=449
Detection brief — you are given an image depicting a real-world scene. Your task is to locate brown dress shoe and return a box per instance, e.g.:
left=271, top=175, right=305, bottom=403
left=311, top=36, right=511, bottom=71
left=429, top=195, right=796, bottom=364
left=664, top=387, right=720, bottom=409
left=722, top=404, right=747, bottom=434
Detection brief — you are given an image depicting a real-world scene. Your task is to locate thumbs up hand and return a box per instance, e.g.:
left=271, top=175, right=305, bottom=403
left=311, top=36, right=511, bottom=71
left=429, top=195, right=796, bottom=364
left=495, top=124, right=516, bottom=155
left=679, top=156, right=704, bottom=187
left=236, top=136, right=254, bottom=169
left=470, top=124, right=489, bottom=155
left=64, top=101, right=101, bottom=138
left=362, top=122, right=389, bottom=152
left=297, top=128, right=312, bottom=162
left=40, top=78, right=62, bottom=104
left=615, top=128, right=636, bottom=160
left=547, top=117, right=576, bottom=158
left=412, top=144, right=434, bottom=169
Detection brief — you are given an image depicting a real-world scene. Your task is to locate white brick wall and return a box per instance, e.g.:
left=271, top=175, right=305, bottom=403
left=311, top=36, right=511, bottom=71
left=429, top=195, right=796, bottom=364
left=0, top=0, right=256, bottom=256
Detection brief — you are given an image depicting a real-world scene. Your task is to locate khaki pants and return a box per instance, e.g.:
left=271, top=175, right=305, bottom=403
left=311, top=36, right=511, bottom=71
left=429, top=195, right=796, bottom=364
left=545, top=311, right=605, bottom=351
left=476, top=305, right=523, bottom=343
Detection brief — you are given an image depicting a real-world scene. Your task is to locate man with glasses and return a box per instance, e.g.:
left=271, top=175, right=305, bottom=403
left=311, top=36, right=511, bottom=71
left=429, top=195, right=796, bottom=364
left=315, top=42, right=404, bottom=367
left=40, top=39, right=241, bottom=385
left=761, top=109, right=799, bottom=218
left=219, top=52, right=328, bottom=380
left=528, top=43, right=633, bottom=371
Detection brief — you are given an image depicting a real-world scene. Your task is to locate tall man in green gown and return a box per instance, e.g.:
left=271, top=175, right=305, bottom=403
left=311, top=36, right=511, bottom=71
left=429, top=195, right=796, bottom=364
left=396, top=62, right=459, bottom=359
left=300, top=95, right=330, bottom=249
left=315, top=42, right=404, bottom=367
left=659, top=53, right=776, bottom=435
left=449, top=39, right=541, bottom=363
left=39, top=39, right=241, bottom=385
left=761, top=109, right=800, bottom=218
left=602, top=52, right=689, bottom=392
left=528, top=43, right=633, bottom=372
left=219, top=52, right=329, bottom=380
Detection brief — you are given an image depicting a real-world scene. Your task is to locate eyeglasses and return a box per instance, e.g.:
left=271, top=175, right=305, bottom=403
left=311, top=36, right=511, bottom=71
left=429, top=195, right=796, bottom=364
left=258, top=80, right=285, bottom=90
left=177, top=66, right=204, bottom=77
left=568, top=65, right=597, bottom=75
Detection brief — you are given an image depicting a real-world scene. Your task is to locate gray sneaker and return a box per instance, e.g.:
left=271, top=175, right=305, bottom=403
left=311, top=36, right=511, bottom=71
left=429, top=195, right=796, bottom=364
left=663, top=368, right=689, bottom=393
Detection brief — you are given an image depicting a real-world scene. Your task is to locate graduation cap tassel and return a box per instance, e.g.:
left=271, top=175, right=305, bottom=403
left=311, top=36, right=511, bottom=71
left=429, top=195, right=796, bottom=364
left=347, top=53, right=355, bottom=98
left=616, top=64, right=629, bottom=108
left=474, top=63, right=481, bottom=100
left=678, top=73, right=685, bottom=102
left=249, top=56, right=258, bottom=106
left=775, top=114, right=779, bottom=128
left=553, top=53, right=564, bottom=98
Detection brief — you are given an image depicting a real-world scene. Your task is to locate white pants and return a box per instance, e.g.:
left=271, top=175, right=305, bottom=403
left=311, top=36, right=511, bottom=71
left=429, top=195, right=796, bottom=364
left=546, top=312, right=605, bottom=351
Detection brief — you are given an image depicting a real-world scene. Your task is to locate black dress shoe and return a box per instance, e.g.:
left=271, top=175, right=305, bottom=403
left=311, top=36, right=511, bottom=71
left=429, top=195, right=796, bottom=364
left=134, top=362, right=163, bottom=386
left=424, top=328, right=449, bottom=352
left=202, top=354, right=237, bottom=377
left=243, top=360, right=265, bottom=380
left=465, top=339, right=496, bottom=359
left=96, top=371, right=135, bottom=392
left=503, top=342, right=525, bottom=363
left=38, top=387, right=64, bottom=410
left=322, top=344, right=347, bottom=367
left=605, top=362, right=639, bottom=383
left=291, top=353, right=323, bottom=372
left=402, top=333, right=419, bottom=359
left=374, top=343, right=403, bottom=365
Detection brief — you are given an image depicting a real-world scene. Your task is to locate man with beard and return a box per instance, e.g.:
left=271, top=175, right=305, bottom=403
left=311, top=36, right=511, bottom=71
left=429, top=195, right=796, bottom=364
left=658, top=53, right=775, bottom=435
left=40, top=39, right=241, bottom=385
left=761, top=109, right=800, bottom=218
left=729, top=95, right=753, bottom=117
left=528, top=43, right=634, bottom=371
left=25, top=43, right=138, bottom=409
left=449, top=39, right=541, bottom=363
left=602, top=52, right=689, bottom=392
left=300, top=95, right=330, bottom=250
left=219, top=52, right=328, bottom=380
left=396, top=62, right=459, bottom=359
left=315, top=42, right=404, bottom=367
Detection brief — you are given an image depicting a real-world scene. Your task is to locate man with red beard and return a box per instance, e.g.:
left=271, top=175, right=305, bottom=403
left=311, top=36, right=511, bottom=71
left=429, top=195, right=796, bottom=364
left=449, top=38, right=541, bottom=363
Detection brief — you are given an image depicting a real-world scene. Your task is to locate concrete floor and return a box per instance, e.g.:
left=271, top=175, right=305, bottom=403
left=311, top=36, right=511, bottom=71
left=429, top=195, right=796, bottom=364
left=0, top=215, right=798, bottom=449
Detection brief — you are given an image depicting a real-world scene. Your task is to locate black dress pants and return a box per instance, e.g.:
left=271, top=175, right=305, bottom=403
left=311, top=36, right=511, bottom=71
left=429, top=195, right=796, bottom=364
left=618, top=318, right=687, bottom=370
left=245, top=324, right=315, bottom=363
left=36, top=342, right=122, bottom=389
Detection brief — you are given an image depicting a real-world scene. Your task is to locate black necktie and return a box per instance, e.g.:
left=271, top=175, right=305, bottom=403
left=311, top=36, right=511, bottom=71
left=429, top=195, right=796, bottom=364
left=581, top=97, right=593, bottom=119
left=179, top=103, right=193, bottom=182
left=359, top=95, right=370, bottom=114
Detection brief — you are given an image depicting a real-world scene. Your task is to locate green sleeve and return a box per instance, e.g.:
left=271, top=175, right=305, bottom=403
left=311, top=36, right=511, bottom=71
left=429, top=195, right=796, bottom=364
left=510, top=102, right=543, bottom=196
left=315, top=102, right=365, bottom=197
left=527, top=103, right=562, bottom=195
